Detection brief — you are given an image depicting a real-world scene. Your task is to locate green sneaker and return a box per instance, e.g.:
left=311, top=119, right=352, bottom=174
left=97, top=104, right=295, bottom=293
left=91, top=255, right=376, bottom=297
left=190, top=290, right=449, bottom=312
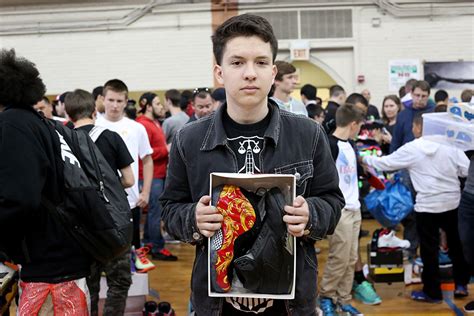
left=353, top=281, right=382, bottom=305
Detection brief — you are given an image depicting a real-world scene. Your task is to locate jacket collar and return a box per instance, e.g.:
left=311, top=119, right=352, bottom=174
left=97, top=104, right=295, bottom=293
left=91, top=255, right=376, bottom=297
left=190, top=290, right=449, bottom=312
left=200, top=98, right=281, bottom=151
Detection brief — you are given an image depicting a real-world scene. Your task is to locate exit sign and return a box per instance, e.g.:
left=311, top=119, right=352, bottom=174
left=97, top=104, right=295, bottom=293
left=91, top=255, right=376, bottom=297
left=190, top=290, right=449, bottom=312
left=290, top=40, right=310, bottom=61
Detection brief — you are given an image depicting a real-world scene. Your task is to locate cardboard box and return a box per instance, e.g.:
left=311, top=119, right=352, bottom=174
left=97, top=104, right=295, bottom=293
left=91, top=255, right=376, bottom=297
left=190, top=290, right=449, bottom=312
left=98, top=272, right=149, bottom=315
left=99, top=272, right=149, bottom=298
left=369, top=267, right=404, bottom=283
left=367, top=244, right=403, bottom=267
left=208, top=173, right=296, bottom=299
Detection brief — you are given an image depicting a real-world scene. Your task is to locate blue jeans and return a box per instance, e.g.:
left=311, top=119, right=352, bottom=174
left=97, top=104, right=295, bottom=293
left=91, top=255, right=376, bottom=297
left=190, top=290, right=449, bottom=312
left=140, top=178, right=165, bottom=253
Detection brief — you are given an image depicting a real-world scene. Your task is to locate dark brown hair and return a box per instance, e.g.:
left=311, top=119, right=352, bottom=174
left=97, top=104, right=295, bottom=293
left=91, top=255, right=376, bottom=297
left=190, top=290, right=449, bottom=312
left=381, top=94, right=402, bottom=124
left=335, top=103, right=365, bottom=127
left=103, top=79, right=128, bottom=99
left=212, top=14, right=278, bottom=65
left=274, top=61, right=296, bottom=81
left=65, top=89, right=96, bottom=122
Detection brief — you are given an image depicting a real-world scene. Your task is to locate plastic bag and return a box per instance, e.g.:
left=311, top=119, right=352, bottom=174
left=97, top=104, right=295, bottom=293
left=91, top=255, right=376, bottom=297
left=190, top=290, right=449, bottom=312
left=364, top=174, right=413, bottom=227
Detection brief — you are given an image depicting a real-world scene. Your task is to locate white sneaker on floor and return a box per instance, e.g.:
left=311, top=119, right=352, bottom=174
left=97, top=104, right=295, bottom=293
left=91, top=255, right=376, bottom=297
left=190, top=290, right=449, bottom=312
left=377, top=230, right=410, bottom=249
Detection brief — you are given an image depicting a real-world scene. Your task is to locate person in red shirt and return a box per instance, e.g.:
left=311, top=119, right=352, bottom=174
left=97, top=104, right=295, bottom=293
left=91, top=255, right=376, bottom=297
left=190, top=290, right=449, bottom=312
left=137, top=92, right=177, bottom=260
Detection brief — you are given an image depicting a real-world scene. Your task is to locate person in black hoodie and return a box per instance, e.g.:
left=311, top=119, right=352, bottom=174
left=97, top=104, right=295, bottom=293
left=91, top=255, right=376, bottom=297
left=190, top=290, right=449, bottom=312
left=322, top=84, right=346, bottom=134
left=0, top=49, right=91, bottom=315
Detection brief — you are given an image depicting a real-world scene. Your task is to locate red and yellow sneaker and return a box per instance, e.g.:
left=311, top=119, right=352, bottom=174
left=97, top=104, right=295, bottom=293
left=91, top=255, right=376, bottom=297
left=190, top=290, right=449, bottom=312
left=210, top=184, right=256, bottom=292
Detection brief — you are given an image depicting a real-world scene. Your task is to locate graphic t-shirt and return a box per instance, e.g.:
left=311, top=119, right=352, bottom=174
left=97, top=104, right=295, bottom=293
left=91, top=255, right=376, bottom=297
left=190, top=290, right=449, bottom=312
left=328, top=134, right=361, bottom=210
left=223, top=109, right=270, bottom=174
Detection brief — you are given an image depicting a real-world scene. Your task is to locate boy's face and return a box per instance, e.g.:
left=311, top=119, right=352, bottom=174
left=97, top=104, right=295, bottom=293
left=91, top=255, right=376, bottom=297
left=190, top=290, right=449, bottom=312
left=412, top=122, right=422, bottom=138
left=275, top=71, right=298, bottom=94
left=214, top=36, right=277, bottom=111
left=350, top=121, right=363, bottom=139
left=103, top=90, right=127, bottom=122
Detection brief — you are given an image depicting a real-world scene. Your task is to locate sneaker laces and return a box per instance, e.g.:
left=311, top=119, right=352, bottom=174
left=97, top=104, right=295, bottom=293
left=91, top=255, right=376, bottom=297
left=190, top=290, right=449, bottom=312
left=320, top=299, right=335, bottom=314
left=136, top=247, right=152, bottom=264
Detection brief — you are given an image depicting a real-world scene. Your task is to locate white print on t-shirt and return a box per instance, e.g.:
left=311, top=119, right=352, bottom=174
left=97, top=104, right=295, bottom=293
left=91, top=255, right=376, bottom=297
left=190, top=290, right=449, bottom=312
left=228, top=135, right=264, bottom=174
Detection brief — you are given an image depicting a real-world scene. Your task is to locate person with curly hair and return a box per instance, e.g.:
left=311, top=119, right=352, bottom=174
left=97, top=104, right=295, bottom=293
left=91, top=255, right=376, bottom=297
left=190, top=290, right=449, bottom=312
left=0, top=49, right=91, bottom=315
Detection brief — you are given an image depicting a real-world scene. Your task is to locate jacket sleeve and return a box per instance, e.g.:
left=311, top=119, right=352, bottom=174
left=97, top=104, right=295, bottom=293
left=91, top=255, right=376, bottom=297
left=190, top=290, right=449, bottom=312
left=364, top=141, right=416, bottom=172
left=159, top=131, right=202, bottom=244
left=305, top=125, right=345, bottom=240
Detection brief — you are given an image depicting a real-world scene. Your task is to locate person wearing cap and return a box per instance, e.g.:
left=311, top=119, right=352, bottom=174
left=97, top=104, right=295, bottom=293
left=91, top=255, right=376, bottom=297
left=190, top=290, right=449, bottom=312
left=188, top=88, right=214, bottom=123
left=211, top=87, right=226, bottom=111
left=136, top=93, right=177, bottom=260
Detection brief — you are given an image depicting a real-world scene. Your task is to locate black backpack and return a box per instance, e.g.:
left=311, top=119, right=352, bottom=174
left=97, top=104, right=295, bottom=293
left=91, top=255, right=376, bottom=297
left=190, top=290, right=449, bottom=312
left=42, top=119, right=133, bottom=263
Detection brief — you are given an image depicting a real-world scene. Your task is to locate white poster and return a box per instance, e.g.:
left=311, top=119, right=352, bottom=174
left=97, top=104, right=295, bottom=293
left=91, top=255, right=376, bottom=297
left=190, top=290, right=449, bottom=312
left=388, top=59, right=421, bottom=91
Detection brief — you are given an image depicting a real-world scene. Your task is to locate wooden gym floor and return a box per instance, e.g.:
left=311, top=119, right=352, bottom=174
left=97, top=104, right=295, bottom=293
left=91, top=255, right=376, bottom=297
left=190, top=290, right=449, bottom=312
left=150, top=219, right=473, bottom=316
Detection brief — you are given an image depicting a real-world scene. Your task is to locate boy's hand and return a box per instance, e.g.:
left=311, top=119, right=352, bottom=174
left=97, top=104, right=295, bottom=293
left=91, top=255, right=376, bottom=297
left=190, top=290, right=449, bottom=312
left=195, top=195, right=223, bottom=238
left=137, top=191, right=150, bottom=208
left=283, top=196, right=310, bottom=237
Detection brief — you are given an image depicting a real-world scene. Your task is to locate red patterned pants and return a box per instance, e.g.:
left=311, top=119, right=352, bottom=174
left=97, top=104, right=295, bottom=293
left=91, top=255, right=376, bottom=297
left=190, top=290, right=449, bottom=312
left=18, top=278, right=90, bottom=315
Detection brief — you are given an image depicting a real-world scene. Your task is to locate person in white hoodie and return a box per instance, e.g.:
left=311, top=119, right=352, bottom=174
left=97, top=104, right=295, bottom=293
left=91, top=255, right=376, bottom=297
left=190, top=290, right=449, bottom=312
left=363, top=114, right=470, bottom=304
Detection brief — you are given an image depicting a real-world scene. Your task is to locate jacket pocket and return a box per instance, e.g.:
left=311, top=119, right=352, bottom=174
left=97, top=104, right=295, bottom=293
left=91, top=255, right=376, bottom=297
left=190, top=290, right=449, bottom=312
left=274, top=160, right=313, bottom=196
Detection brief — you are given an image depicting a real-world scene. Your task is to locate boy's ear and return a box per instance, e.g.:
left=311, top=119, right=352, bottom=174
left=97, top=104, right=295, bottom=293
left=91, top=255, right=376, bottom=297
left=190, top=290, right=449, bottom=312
left=271, top=64, right=277, bottom=84
left=214, top=64, right=224, bottom=85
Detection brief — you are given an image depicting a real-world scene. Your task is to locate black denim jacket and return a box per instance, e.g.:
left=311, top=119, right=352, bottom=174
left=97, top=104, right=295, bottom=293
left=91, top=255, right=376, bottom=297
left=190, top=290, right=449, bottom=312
left=160, top=101, right=344, bottom=316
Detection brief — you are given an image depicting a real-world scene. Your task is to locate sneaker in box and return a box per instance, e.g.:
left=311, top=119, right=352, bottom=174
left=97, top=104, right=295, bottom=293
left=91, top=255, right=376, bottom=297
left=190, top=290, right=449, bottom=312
left=208, top=172, right=296, bottom=300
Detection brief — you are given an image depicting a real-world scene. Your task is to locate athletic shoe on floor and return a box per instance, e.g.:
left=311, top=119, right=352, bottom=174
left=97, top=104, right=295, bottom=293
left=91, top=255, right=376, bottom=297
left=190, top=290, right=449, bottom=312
left=454, top=284, right=469, bottom=298
left=152, top=248, right=178, bottom=261
left=319, top=298, right=337, bottom=316
left=143, top=301, right=158, bottom=315
left=464, top=301, right=474, bottom=313
left=133, top=246, right=156, bottom=273
left=339, top=303, right=363, bottom=315
left=377, top=230, right=410, bottom=249
left=353, top=281, right=382, bottom=305
left=410, top=290, right=442, bottom=303
left=157, top=301, right=176, bottom=316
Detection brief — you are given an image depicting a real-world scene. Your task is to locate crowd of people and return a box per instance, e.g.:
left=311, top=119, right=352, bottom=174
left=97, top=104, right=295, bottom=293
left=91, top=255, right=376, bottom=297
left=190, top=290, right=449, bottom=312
left=0, top=12, right=472, bottom=316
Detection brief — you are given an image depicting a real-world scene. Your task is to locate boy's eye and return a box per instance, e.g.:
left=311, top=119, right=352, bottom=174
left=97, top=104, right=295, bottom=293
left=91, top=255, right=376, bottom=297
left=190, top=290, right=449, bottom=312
left=231, top=61, right=242, bottom=66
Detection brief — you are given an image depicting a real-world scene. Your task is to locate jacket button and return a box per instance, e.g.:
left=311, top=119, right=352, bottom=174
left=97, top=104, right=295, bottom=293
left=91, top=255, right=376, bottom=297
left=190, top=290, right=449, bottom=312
left=193, top=232, right=202, bottom=240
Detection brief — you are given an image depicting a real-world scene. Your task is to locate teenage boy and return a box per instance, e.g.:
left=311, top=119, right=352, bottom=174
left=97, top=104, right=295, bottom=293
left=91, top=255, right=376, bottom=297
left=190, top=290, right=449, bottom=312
left=364, top=115, right=470, bottom=303
left=64, top=89, right=135, bottom=315
left=0, top=49, right=91, bottom=315
left=270, top=60, right=308, bottom=116
left=319, top=104, right=371, bottom=315
left=136, top=92, right=177, bottom=261
left=96, top=79, right=154, bottom=250
left=160, top=14, right=344, bottom=316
